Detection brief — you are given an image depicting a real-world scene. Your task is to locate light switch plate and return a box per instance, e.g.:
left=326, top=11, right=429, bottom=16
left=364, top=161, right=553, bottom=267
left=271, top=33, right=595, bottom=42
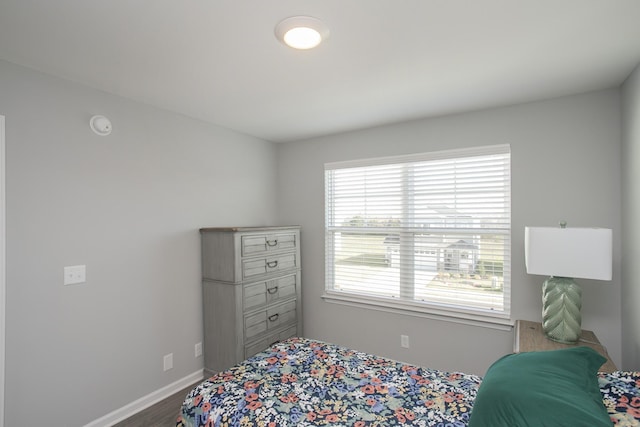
left=64, top=265, right=86, bottom=285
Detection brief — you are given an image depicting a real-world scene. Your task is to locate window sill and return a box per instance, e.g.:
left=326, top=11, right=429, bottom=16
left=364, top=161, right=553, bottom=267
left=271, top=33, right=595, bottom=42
left=321, top=291, right=513, bottom=331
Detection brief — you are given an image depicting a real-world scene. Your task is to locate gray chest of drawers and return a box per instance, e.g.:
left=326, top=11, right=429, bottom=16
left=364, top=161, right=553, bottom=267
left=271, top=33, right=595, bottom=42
left=199, top=226, right=302, bottom=373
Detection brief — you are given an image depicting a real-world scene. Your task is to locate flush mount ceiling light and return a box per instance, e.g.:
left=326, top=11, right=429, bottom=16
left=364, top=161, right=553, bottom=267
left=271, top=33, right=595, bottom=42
left=275, top=16, right=329, bottom=50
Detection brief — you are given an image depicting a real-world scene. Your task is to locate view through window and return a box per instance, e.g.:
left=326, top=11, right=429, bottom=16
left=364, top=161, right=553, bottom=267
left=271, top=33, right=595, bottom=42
left=324, top=145, right=511, bottom=319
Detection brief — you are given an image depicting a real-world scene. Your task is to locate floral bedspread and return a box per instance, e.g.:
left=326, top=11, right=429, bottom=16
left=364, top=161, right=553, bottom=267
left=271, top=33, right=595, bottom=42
left=177, top=337, right=640, bottom=427
left=178, top=337, right=481, bottom=427
left=599, top=370, right=640, bottom=426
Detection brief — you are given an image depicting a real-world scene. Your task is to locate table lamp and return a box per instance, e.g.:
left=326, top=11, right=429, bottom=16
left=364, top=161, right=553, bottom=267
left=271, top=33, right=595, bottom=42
left=524, top=222, right=612, bottom=344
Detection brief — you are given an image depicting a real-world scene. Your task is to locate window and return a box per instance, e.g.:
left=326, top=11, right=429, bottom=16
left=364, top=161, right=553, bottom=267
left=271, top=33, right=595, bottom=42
left=324, top=145, right=511, bottom=323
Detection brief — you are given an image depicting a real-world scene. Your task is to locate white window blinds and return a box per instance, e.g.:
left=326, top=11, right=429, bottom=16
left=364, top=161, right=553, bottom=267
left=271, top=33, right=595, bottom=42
left=324, top=145, right=511, bottom=320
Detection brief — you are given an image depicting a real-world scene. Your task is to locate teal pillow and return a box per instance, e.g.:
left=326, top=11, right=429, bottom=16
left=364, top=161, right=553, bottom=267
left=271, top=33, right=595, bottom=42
left=469, top=347, right=611, bottom=427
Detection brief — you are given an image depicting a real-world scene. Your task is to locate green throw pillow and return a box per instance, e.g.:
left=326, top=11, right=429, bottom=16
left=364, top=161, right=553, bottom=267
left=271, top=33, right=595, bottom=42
left=469, top=346, right=611, bottom=427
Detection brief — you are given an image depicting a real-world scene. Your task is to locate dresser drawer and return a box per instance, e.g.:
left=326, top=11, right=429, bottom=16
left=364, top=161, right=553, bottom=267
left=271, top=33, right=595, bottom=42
left=244, top=300, right=297, bottom=341
left=244, top=325, right=298, bottom=358
left=242, top=253, right=297, bottom=279
left=243, top=274, right=298, bottom=312
left=241, top=231, right=298, bottom=257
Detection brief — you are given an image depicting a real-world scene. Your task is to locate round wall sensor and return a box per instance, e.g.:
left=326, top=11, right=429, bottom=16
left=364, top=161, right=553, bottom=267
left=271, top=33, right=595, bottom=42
left=90, top=115, right=112, bottom=136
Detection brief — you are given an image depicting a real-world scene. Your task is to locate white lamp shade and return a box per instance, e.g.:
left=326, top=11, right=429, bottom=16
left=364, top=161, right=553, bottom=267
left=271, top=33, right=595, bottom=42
left=525, top=226, right=612, bottom=280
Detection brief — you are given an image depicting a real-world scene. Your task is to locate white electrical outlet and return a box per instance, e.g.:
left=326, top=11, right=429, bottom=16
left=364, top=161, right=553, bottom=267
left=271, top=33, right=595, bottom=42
left=163, top=353, right=173, bottom=371
left=64, top=265, right=86, bottom=285
left=195, top=342, right=202, bottom=358
left=401, top=335, right=410, bottom=348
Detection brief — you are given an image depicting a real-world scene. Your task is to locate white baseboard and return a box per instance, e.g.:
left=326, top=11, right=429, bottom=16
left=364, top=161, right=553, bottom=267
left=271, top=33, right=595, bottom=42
left=85, top=369, right=204, bottom=427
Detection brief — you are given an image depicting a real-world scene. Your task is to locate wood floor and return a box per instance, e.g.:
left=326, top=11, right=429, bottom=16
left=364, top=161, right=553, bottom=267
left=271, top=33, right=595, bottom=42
left=113, top=382, right=199, bottom=427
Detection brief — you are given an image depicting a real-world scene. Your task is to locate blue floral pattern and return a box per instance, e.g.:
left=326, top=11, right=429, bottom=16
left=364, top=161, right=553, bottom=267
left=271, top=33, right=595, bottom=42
left=599, top=371, right=640, bottom=426
left=177, top=338, right=640, bottom=427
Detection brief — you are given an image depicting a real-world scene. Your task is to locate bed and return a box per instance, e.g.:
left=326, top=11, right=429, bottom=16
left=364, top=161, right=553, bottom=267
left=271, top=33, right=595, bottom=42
left=177, top=337, right=640, bottom=426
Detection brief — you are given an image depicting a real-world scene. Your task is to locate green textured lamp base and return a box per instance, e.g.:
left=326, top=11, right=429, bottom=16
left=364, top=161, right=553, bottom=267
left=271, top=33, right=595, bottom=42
left=542, top=276, right=582, bottom=344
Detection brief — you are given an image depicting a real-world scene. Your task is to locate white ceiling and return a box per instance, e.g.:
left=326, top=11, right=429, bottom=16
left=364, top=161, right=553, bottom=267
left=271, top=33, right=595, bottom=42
left=1, top=1, right=639, bottom=143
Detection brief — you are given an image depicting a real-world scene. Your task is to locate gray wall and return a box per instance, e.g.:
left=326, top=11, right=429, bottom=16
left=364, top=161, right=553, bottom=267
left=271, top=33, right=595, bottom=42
left=622, top=63, right=640, bottom=370
left=277, top=90, right=623, bottom=375
left=0, top=60, right=279, bottom=426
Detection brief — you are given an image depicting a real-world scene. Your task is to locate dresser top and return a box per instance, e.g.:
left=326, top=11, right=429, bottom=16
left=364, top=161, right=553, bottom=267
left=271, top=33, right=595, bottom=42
left=200, top=226, right=300, bottom=232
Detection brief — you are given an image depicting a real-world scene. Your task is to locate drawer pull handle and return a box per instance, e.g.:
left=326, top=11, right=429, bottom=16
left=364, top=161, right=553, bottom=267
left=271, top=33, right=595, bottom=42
left=266, top=260, right=278, bottom=268
left=268, top=314, right=279, bottom=322
left=266, top=239, right=278, bottom=247
left=267, top=286, right=279, bottom=294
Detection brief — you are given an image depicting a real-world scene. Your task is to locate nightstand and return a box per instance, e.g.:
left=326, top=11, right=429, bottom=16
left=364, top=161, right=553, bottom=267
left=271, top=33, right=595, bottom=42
left=514, top=320, right=617, bottom=373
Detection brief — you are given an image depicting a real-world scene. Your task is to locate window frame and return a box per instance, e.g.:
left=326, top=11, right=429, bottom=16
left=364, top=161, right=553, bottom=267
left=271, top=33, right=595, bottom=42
left=323, top=144, right=512, bottom=328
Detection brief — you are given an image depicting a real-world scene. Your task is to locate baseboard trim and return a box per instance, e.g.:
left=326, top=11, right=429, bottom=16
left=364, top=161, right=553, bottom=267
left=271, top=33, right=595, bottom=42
left=84, top=369, right=204, bottom=427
